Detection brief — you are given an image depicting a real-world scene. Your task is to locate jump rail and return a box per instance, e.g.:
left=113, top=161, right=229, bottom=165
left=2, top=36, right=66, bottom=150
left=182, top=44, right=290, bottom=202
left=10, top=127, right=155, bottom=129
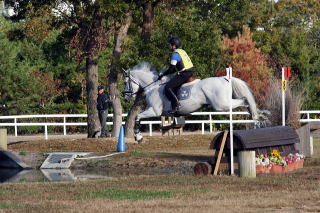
left=0, top=111, right=319, bottom=139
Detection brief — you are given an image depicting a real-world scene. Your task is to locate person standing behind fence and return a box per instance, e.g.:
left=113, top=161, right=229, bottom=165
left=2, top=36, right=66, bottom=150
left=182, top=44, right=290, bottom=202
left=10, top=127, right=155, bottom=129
left=97, top=85, right=110, bottom=138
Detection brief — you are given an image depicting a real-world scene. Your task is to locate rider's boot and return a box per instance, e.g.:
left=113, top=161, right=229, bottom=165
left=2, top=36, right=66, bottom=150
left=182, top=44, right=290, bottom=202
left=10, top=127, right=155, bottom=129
left=164, top=88, right=180, bottom=116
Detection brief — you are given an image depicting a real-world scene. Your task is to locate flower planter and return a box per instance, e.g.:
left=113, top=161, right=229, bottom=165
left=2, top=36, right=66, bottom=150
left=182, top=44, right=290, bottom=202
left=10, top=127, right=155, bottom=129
left=256, top=165, right=270, bottom=173
left=295, top=159, right=304, bottom=169
left=256, top=160, right=304, bottom=174
left=256, top=150, right=305, bottom=174
left=283, top=163, right=295, bottom=172
left=270, top=164, right=283, bottom=173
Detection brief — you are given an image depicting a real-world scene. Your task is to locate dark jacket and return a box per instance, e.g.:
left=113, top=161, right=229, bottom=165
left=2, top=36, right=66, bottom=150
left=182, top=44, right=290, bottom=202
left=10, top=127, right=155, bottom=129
left=97, top=93, right=109, bottom=110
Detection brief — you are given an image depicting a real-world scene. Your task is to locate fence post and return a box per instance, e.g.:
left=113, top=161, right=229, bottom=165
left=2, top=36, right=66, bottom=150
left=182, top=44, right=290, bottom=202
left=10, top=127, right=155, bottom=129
left=149, top=123, right=152, bottom=136
left=14, top=118, right=18, bottom=136
left=238, top=151, right=256, bottom=178
left=63, top=117, right=67, bottom=135
left=45, top=125, right=48, bottom=140
left=209, top=114, right=212, bottom=133
left=201, top=122, right=204, bottom=134
left=0, top=129, right=7, bottom=150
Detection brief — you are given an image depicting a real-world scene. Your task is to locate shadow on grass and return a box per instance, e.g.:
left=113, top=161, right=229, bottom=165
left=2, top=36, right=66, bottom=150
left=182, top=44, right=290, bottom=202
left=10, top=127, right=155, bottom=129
left=82, top=188, right=174, bottom=201
left=150, top=152, right=212, bottom=162
left=127, top=149, right=213, bottom=162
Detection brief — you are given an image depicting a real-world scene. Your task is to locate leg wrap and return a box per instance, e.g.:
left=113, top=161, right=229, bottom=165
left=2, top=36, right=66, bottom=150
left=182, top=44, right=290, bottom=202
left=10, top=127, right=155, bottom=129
left=134, top=120, right=141, bottom=134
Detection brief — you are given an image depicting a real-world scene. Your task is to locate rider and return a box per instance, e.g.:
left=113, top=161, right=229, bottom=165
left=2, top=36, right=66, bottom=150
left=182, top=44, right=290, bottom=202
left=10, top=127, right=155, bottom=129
left=158, top=36, right=194, bottom=115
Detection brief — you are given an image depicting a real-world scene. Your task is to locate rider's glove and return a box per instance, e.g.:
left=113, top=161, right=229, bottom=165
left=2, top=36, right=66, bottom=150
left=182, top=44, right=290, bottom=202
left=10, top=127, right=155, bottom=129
left=158, top=75, right=163, bottom=81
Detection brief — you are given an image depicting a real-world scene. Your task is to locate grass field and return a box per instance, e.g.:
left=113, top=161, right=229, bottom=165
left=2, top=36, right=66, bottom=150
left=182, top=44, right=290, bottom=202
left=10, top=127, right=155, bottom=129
left=0, top=136, right=319, bottom=213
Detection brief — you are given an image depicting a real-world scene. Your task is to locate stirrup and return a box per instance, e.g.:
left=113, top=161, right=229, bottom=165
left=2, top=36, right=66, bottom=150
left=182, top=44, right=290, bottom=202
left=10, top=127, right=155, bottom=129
left=161, top=110, right=176, bottom=117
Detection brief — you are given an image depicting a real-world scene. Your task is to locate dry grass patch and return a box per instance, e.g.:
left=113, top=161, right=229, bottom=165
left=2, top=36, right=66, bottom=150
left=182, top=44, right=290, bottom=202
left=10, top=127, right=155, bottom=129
left=1, top=173, right=320, bottom=212
left=0, top=136, right=319, bottom=212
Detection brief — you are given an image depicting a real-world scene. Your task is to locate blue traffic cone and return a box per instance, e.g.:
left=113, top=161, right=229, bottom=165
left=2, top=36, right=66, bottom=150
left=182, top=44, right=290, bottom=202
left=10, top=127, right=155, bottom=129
left=117, top=126, right=126, bottom=152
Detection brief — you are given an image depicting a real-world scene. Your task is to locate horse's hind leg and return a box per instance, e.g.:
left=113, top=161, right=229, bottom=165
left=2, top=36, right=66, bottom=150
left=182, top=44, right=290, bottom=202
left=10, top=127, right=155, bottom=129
left=232, top=98, right=248, bottom=109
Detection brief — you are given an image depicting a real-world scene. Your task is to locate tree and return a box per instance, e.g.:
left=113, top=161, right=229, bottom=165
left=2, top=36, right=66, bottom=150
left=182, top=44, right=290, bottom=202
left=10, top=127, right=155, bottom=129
left=0, top=17, right=60, bottom=115
left=7, top=0, right=132, bottom=137
left=248, top=0, right=320, bottom=30
left=195, top=0, right=252, bottom=37
left=248, top=0, right=320, bottom=109
left=216, top=25, right=272, bottom=105
left=108, top=11, right=132, bottom=137
left=124, top=0, right=162, bottom=137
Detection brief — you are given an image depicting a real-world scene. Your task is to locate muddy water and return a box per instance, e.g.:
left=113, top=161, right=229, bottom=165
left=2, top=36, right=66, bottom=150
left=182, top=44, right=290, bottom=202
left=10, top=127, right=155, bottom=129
left=0, top=164, right=195, bottom=183
left=0, top=169, right=118, bottom=183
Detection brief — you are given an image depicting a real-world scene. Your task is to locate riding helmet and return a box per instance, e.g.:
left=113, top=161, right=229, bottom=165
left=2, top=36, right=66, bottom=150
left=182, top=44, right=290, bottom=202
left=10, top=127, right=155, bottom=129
left=168, top=36, right=181, bottom=48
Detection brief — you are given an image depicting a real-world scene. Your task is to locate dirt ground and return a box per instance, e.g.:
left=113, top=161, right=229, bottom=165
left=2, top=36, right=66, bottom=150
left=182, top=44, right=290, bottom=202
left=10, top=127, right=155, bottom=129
left=1, top=135, right=320, bottom=213
left=7, top=135, right=214, bottom=173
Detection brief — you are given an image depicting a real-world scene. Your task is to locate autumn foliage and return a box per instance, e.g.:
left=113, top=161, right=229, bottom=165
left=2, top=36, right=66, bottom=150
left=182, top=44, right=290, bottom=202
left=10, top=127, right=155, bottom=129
left=34, top=72, right=68, bottom=107
left=216, top=25, right=272, bottom=105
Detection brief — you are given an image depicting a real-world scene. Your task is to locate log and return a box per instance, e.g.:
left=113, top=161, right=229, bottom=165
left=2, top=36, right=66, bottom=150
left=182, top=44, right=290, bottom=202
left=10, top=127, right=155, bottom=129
left=0, top=129, right=7, bottom=150
left=194, top=162, right=212, bottom=176
left=238, top=151, right=256, bottom=178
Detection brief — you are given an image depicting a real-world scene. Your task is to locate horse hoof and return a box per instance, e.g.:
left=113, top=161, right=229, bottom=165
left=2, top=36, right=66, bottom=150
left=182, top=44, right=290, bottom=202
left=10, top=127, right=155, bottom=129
left=134, top=133, right=143, bottom=143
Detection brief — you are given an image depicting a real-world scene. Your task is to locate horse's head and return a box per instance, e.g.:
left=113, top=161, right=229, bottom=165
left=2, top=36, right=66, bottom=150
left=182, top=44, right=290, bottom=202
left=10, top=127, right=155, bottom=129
left=123, top=62, right=159, bottom=102
left=123, top=68, right=140, bottom=102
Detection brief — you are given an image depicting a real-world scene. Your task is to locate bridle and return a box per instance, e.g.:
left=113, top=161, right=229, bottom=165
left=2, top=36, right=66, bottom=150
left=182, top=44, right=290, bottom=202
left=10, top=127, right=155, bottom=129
left=123, top=70, right=140, bottom=96
left=123, top=69, right=159, bottom=96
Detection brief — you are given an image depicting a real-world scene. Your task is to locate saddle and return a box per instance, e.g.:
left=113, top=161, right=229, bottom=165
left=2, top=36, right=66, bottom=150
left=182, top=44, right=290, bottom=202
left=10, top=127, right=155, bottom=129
left=185, top=74, right=199, bottom=84
left=175, top=75, right=200, bottom=99
left=171, top=75, right=199, bottom=94
left=179, top=75, right=200, bottom=89
left=162, top=75, right=199, bottom=117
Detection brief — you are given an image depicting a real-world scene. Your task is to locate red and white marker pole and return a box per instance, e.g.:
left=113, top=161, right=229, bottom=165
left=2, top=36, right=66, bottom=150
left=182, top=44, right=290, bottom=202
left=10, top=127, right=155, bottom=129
left=281, top=67, right=291, bottom=126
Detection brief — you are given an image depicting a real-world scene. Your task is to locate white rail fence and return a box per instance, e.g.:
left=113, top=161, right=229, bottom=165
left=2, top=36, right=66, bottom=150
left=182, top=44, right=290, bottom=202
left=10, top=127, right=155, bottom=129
left=0, top=111, right=319, bottom=139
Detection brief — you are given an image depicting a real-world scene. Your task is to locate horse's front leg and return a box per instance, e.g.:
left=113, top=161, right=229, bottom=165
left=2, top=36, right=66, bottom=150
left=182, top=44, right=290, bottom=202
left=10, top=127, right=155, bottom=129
left=134, top=107, right=159, bottom=143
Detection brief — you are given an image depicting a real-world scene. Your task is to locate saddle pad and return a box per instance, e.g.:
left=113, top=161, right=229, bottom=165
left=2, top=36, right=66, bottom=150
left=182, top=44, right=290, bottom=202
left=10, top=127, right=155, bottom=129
left=177, top=85, right=193, bottom=100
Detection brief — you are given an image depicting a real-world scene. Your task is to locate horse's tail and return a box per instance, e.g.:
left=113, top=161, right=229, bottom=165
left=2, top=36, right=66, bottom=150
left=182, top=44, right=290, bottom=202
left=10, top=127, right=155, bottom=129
left=231, top=77, right=259, bottom=120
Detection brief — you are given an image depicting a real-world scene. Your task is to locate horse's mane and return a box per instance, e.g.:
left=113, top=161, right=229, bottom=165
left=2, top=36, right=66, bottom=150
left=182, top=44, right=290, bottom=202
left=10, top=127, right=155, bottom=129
left=131, top=62, right=158, bottom=76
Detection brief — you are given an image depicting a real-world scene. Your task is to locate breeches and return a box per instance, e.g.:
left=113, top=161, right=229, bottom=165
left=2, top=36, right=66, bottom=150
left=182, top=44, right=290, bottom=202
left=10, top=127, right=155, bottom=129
left=164, top=70, right=193, bottom=102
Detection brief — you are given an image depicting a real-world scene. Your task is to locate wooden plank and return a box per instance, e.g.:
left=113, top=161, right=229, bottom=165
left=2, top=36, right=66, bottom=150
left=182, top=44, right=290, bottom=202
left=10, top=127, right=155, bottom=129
left=311, top=129, right=320, bottom=137
left=0, top=129, right=7, bottom=150
left=161, top=116, right=173, bottom=136
left=309, top=121, right=320, bottom=130
left=296, top=124, right=313, bottom=157
left=213, top=131, right=228, bottom=176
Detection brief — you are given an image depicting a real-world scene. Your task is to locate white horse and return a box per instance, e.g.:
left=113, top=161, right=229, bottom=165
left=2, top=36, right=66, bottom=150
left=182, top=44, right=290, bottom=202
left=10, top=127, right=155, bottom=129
left=124, top=62, right=266, bottom=142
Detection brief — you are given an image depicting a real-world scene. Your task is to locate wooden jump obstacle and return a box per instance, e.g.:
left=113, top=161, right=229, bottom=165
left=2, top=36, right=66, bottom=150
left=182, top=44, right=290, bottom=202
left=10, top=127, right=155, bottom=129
left=295, top=122, right=319, bottom=157
left=0, top=128, right=31, bottom=170
left=310, top=121, right=320, bottom=137
left=194, top=126, right=302, bottom=176
left=161, top=116, right=184, bottom=136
